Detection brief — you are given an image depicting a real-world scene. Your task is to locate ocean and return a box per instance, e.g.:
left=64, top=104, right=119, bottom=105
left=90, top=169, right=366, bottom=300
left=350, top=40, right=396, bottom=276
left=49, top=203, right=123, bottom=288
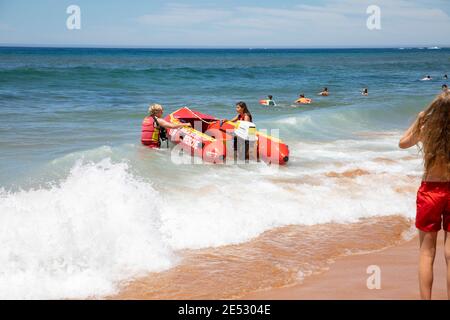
left=0, top=47, right=448, bottom=299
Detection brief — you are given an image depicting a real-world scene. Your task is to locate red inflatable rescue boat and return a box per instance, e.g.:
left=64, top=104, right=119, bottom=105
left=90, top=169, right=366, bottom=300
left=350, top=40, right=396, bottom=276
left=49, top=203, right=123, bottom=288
left=163, top=107, right=289, bottom=165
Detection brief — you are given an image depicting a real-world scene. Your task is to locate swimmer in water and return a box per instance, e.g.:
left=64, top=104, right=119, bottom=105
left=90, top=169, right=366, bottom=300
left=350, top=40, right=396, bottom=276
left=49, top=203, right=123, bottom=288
left=266, top=95, right=276, bottom=106
left=318, top=87, right=329, bottom=96
left=295, top=94, right=311, bottom=104
left=362, top=88, right=369, bottom=96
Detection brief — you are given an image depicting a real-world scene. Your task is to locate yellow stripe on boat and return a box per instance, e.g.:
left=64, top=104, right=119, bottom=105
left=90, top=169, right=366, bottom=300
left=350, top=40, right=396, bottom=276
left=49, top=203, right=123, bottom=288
left=169, top=113, right=216, bottom=141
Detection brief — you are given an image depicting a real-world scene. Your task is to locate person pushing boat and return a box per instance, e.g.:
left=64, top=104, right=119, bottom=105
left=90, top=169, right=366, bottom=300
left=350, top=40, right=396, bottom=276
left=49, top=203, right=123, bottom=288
left=231, top=101, right=253, bottom=122
left=141, top=103, right=191, bottom=148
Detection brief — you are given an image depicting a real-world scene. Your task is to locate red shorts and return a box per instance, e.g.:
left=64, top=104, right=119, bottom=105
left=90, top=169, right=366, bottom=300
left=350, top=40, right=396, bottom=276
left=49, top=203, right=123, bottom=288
left=416, top=181, right=450, bottom=232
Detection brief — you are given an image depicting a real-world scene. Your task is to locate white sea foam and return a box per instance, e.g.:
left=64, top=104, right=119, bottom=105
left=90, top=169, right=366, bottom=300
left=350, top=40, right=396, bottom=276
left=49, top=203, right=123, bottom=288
left=0, top=159, right=173, bottom=299
left=161, top=170, right=418, bottom=250
left=159, top=133, right=421, bottom=250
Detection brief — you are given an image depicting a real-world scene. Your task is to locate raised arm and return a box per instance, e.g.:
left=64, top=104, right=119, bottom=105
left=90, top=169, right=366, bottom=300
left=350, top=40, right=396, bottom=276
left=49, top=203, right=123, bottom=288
left=157, top=118, right=191, bottom=129
left=399, top=112, right=424, bottom=149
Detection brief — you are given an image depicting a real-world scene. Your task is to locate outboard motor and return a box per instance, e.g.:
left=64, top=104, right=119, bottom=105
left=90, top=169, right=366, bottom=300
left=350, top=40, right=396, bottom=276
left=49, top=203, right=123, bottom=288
left=233, top=121, right=257, bottom=162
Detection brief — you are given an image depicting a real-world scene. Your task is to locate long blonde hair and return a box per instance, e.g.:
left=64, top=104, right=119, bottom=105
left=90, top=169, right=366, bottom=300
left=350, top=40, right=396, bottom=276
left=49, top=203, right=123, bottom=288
left=413, top=91, right=450, bottom=177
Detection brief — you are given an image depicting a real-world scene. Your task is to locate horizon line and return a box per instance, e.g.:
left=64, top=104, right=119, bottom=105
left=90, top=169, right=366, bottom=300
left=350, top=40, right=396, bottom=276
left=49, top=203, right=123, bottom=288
left=0, top=44, right=449, bottom=50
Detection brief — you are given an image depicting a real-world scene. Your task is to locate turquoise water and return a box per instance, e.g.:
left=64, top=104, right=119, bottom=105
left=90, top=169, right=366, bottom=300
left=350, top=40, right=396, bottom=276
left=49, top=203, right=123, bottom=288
left=0, top=47, right=448, bottom=298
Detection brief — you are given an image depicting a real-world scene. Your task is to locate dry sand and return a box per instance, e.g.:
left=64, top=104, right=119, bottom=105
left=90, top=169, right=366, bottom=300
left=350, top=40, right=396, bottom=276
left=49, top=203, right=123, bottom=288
left=242, top=233, right=448, bottom=300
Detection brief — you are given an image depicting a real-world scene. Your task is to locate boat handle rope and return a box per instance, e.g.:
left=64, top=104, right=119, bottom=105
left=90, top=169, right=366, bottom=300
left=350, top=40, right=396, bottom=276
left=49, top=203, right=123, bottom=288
left=183, top=106, right=218, bottom=125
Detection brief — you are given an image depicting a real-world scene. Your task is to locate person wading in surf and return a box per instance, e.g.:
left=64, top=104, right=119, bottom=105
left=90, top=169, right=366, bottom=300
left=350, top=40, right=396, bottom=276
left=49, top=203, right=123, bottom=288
left=399, top=91, right=450, bottom=300
left=231, top=101, right=253, bottom=122
left=141, top=103, right=191, bottom=148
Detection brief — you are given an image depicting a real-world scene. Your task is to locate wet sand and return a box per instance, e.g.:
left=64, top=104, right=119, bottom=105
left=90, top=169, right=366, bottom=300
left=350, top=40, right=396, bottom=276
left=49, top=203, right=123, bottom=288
left=243, top=233, right=448, bottom=300
left=112, top=216, right=426, bottom=300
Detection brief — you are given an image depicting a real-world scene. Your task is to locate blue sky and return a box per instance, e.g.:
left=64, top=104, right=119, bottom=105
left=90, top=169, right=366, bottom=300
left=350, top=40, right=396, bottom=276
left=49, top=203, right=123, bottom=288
left=0, top=0, right=449, bottom=47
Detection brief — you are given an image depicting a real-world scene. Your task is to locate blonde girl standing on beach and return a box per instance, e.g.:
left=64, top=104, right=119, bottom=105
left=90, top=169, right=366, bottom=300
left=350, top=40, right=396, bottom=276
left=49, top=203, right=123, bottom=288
left=399, top=91, right=450, bottom=300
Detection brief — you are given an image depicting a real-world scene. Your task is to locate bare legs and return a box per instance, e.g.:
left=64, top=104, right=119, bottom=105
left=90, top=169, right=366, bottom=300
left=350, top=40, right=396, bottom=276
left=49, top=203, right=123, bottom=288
left=445, top=232, right=450, bottom=300
left=419, top=230, right=437, bottom=300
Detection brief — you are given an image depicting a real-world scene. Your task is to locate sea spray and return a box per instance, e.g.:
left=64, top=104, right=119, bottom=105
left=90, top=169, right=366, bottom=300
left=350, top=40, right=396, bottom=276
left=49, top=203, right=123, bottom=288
left=0, top=159, right=173, bottom=299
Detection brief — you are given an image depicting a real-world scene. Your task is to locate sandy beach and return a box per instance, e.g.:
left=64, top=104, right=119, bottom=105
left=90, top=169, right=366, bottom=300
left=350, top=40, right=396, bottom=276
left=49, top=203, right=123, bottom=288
left=243, top=233, right=448, bottom=300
